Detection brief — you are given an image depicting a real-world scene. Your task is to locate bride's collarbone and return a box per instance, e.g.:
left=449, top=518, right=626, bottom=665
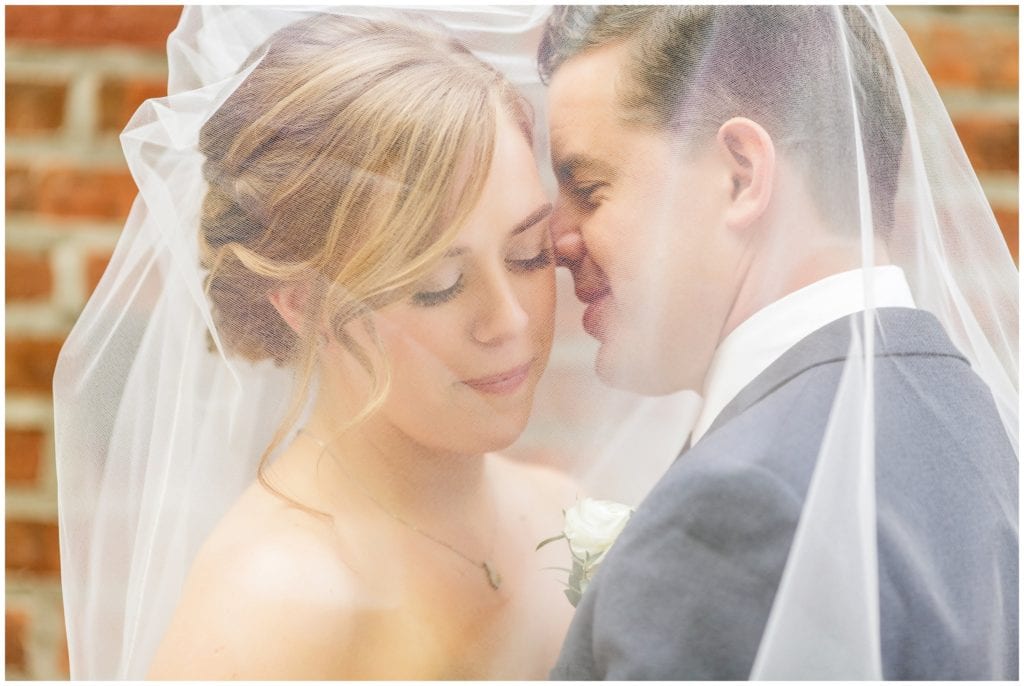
left=326, top=541, right=528, bottom=679
left=259, top=454, right=566, bottom=675
left=321, top=502, right=548, bottom=662
left=174, top=458, right=564, bottom=679
left=321, top=462, right=542, bottom=598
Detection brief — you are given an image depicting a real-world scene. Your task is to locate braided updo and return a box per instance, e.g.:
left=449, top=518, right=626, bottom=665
left=199, top=13, right=532, bottom=366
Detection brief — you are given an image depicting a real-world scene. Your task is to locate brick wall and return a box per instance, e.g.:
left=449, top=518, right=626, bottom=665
left=5, top=6, right=182, bottom=679
left=4, top=5, right=1018, bottom=680
left=891, top=5, right=1019, bottom=258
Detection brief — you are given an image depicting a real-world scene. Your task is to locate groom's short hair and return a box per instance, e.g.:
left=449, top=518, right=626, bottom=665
left=538, top=5, right=906, bottom=236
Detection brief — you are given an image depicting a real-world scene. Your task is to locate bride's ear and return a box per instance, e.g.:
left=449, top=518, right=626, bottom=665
left=268, top=283, right=308, bottom=336
left=716, top=117, right=775, bottom=231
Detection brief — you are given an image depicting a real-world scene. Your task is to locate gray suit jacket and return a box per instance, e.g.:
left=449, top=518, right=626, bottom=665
left=552, top=308, right=1018, bottom=680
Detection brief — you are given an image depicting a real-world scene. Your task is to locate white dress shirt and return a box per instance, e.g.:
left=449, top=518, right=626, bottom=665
left=690, top=266, right=917, bottom=445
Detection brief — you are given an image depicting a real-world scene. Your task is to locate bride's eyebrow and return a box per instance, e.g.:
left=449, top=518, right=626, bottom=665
left=443, top=203, right=553, bottom=257
left=510, top=202, right=553, bottom=237
left=440, top=205, right=552, bottom=259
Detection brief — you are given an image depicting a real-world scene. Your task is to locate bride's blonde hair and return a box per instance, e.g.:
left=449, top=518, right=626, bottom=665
left=198, top=13, right=533, bottom=498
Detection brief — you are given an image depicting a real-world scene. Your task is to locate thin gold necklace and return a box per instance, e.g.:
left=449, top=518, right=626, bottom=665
left=298, top=428, right=502, bottom=591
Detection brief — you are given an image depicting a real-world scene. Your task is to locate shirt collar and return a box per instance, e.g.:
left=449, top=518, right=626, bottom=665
left=690, top=265, right=917, bottom=445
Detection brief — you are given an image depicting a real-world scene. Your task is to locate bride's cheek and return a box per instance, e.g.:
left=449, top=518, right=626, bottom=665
left=527, top=269, right=557, bottom=360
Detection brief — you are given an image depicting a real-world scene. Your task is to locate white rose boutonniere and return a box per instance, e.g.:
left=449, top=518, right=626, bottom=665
left=537, top=497, right=634, bottom=607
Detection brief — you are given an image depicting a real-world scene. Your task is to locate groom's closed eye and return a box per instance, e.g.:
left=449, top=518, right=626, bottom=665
left=555, top=155, right=615, bottom=211
left=571, top=182, right=607, bottom=210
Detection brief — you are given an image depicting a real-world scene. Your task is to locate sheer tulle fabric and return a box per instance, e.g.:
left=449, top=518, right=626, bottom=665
left=54, top=5, right=1016, bottom=679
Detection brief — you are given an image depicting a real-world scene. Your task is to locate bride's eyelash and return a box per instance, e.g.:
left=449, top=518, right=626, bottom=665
left=411, top=274, right=465, bottom=307
left=411, top=246, right=550, bottom=308
left=508, top=248, right=552, bottom=273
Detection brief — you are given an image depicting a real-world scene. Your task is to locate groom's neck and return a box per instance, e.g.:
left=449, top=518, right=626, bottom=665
left=720, top=229, right=879, bottom=343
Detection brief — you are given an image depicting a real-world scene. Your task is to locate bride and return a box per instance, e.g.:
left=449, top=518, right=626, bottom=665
left=56, top=9, right=579, bottom=680
left=147, top=13, right=574, bottom=679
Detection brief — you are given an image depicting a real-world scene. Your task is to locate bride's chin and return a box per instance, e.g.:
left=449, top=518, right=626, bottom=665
left=485, top=410, right=533, bottom=452
left=472, top=397, right=537, bottom=454
left=443, top=369, right=544, bottom=454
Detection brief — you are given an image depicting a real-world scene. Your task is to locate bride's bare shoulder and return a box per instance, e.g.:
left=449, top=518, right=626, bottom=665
left=147, top=484, right=363, bottom=679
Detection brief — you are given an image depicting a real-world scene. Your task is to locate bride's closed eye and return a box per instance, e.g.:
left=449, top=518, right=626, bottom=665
left=411, top=243, right=551, bottom=308
left=411, top=271, right=465, bottom=307
left=507, top=245, right=553, bottom=273
left=506, top=214, right=554, bottom=273
left=411, top=203, right=554, bottom=308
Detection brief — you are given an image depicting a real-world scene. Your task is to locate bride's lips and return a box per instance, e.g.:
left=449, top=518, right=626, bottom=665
left=462, top=360, right=534, bottom=395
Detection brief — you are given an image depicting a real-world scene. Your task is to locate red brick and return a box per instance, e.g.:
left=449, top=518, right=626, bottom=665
left=84, top=251, right=113, bottom=298
left=6, top=337, right=65, bottom=394
left=6, top=519, right=61, bottom=576
left=5, top=428, right=45, bottom=486
left=993, top=208, right=1018, bottom=263
left=953, top=116, right=1019, bottom=173
left=6, top=164, right=36, bottom=213
left=99, top=76, right=168, bottom=133
left=905, top=19, right=1018, bottom=91
left=937, top=6, right=1018, bottom=16
left=37, top=167, right=138, bottom=220
left=6, top=251, right=53, bottom=301
left=8, top=165, right=140, bottom=219
left=5, top=609, right=28, bottom=672
left=6, top=81, right=67, bottom=134
left=5, top=6, right=183, bottom=52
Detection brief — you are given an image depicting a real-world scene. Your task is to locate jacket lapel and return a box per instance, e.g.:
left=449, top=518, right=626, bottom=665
left=693, top=307, right=967, bottom=447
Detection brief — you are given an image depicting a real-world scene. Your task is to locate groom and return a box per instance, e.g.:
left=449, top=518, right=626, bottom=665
left=540, top=6, right=1018, bottom=680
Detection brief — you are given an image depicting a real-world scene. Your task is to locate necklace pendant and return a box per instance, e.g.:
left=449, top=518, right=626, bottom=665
left=482, top=561, right=502, bottom=590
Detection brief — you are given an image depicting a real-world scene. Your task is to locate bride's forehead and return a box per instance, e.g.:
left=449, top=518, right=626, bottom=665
left=455, top=125, right=546, bottom=224
left=450, top=200, right=552, bottom=254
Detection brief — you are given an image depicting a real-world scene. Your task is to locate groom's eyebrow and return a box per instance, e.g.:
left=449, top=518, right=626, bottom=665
left=511, top=202, right=553, bottom=236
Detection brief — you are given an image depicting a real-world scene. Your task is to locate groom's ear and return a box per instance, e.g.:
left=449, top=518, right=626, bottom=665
left=715, top=117, right=775, bottom=231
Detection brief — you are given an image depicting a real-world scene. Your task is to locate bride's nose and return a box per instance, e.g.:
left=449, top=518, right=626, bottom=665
left=471, top=270, right=529, bottom=346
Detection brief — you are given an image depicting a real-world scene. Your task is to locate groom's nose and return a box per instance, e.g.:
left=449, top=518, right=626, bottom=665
left=549, top=198, right=585, bottom=269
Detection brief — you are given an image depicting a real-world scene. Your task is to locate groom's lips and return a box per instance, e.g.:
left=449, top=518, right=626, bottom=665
left=570, top=257, right=612, bottom=341
left=579, top=285, right=612, bottom=341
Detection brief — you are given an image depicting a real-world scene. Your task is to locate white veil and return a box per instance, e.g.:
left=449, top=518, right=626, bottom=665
left=54, top=5, right=691, bottom=678
left=746, top=8, right=1017, bottom=677
left=54, top=4, right=1016, bottom=680
left=536, top=3, right=1016, bottom=680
